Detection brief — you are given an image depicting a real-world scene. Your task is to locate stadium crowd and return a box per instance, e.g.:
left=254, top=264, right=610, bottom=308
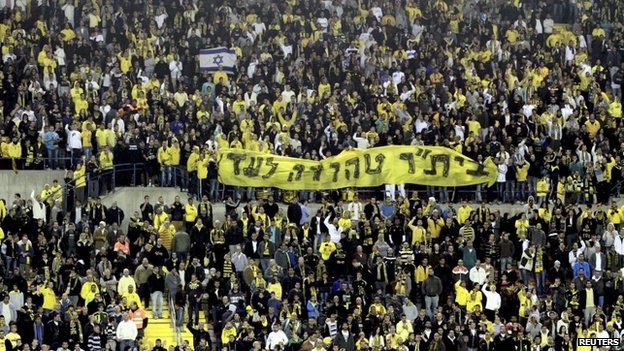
left=2, top=0, right=624, bottom=350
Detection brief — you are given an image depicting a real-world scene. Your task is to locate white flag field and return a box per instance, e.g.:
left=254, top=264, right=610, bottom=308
left=199, top=47, right=237, bottom=74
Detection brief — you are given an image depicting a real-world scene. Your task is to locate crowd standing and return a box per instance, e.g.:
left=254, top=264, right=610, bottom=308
left=2, top=0, right=624, bottom=350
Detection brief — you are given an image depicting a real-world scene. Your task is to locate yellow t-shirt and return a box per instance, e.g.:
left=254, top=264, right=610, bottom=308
left=318, top=83, right=331, bottom=98
left=516, top=162, right=530, bottom=181
left=584, top=120, right=600, bottom=137
left=119, top=55, right=132, bottom=73
left=457, top=205, right=473, bottom=224
left=213, top=71, right=229, bottom=85
left=267, top=282, right=283, bottom=300
left=585, top=288, right=595, bottom=308
left=467, top=120, right=481, bottom=136
left=40, top=287, right=58, bottom=310
left=505, top=29, right=519, bottom=43
left=319, top=241, right=336, bottom=260
left=74, top=166, right=86, bottom=188
left=184, top=204, right=198, bottom=222
left=81, top=130, right=92, bottom=147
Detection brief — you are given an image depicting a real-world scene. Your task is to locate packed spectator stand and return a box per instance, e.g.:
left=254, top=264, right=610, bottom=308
left=2, top=0, right=624, bottom=351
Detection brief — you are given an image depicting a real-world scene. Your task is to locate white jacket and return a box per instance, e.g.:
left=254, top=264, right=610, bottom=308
left=519, top=249, right=535, bottom=271
left=469, top=267, right=487, bottom=286
left=481, top=285, right=501, bottom=311
left=30, top=191, right=46, bottom=222
left=324, top=216, right=343, bottom=243
left=266, top=330, right=288, bottom=350
left=614, top=235, right=624, bottom=255
left=116, top=320, right=138, bottom=340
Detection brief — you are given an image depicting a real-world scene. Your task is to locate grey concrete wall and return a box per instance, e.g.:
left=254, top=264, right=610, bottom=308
left=0, top=173, right=553, bottom=232
left=101, top=187, right=189, bottom=230
left=0, top=170, right=65, bottom=204
left=100, top=187, right=528, bottom=233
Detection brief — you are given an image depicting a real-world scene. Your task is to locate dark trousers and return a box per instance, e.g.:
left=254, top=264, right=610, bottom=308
left=71, top=148, right=82, bottom=167
left=138, top=283, right=150, bottom=308
left=188, top=171, right=197, bottom=195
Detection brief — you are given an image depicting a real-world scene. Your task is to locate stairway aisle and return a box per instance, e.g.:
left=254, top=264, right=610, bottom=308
left=143, top=305, right=199, bottom=348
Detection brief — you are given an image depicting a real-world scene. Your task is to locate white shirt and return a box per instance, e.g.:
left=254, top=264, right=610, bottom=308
left=400, top=88, right=415, bottom=102
left=497, top=164, right=508, bottom=182
left=110, top=118, right=125, bottom=134
left=205, top=139, right=218, bottom=152
left=244, top=91, right=258, bottom=107
left=280, top=44, right=293, bottom=58
left=594, top=252, right=602, bottom=271
left=561, top=104, right=574, bottom=119
left=0, top=302, right=13, bottom=323
left=65, top=128, right=82, bottom=150
left=326, top=320, right=338, bottom=337
left=415, top=118, right=429, bottom=133
left=178, top=269, right=186, bottom=287
left=99, top=104, right=112, bottom=117
left=496, top=151, right=510, bottom=162
left=412, top=23, right=424, bottom=41
left=316, top=17, right=328, bottom=31
left=481, top=285, right=501, bottom=311
left=543, top=19, right=554, bottom=34
left=568, top=241, right=587, bottom=266
left=392, top=71, right=405, bottom=86
left=116, top=320, right=138, bottom=340
left=578, top=35, right=587, bottom=48
left=266, top=330, right=288, bottom=350
left=313, top=216, right=322, bottom=235
left=61, top=3, right=75, bottom=26
left=614, top=235, right=624, bottom=255
left=347, top=202, right=362, bottom=221
left=603, top=230, right=616, bottom=248
left=324, top=216, right=343, bottom=243
left=155, top=13, right=168, bottom=29
left=565, top=46, right=576, bottom=62
left=522, top=104, right=536, bottom=117
left=74, top=207, right=83, bottom=221
left=86, top=79, right=100, bottom=91
left=352, top=133, right=370, bottom=149
left=169, top=61, right=182, bottom=75
left=469, top=267, right=487, bottom=285
left=282, top=90, right=295, bottom=102
left=246, top=60, right=258, bottom=79
left=54, top=47, right=66, bottom=66
left=371, top=7, right=382, bottom=21
left=31, top=191, right=46, bottom=221
left=534, top=19, right=543, bottom=34
left=454, top=125, right=465, bottom=141
left=2, top=53, right=16, bottom=63
left=253, top=22, right=266, bottom=36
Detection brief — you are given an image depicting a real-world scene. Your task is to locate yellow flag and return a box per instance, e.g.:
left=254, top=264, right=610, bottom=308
left=216, top=146, right=498, bottom=190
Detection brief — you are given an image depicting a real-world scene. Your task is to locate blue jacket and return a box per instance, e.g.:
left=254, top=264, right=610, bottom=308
left=573, top=260, right=590, bottom=278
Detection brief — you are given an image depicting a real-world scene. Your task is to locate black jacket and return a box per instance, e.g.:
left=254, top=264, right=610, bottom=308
left=334, top=331, right=356, bottom=351
left=309, top=215, right=328, bottom=235
left=287, top=203, right=302, bottom=225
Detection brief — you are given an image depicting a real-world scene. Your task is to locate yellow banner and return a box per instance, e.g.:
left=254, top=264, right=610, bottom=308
left=216, top=146, right=498, bottom=190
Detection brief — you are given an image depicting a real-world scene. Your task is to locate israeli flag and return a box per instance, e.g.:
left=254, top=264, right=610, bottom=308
left=199, top=47, right=237, bottom=74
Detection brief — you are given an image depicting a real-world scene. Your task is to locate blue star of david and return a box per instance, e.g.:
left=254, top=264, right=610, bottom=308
left=212, top=55, right=224, bottom=65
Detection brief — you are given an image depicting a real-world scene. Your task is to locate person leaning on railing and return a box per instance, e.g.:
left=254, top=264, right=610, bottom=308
left=98, top=148, right=114, bottom=194
left=73, top=162, right=87, bottom=204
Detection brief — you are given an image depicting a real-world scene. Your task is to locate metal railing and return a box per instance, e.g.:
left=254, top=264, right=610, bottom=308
left=0, top=156, right=74, bottom=170
left=7, top=159, right=547, bottom=215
